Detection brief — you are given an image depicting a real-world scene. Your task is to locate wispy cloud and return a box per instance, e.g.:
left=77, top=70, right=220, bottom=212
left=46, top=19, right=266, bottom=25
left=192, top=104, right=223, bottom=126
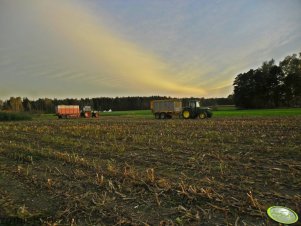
left=0, top=0, right=300, bottom=99
left=90, top=0, right=301, bottom=96
left=0, top=0, right=208, bottom=98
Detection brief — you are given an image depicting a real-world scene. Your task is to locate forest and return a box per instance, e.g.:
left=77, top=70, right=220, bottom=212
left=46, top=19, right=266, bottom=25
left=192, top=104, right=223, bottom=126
left=0, top=96, right=233, bottom=113
left=233, top=52, right=301, bottom=108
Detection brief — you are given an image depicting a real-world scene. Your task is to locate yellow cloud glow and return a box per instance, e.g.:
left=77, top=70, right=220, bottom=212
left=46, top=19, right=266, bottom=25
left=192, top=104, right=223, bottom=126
left=34, top=0, right=207, bottom=97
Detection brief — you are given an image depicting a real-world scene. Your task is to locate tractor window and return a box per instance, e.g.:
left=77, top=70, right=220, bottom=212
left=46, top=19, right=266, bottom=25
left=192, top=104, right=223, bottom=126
left=196, top=101, right=200, bottom=108
left=189, top=102, right=196, bottom=108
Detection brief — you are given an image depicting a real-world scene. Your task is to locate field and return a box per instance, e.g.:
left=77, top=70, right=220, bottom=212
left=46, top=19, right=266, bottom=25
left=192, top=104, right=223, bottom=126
left=100, top=108, right=301, bottom=118
left=0, top=115, right=301, bottom=225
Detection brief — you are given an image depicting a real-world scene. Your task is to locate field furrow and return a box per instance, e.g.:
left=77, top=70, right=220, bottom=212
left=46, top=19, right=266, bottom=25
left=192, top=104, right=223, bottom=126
left=0, top=117, right=300, bottom=225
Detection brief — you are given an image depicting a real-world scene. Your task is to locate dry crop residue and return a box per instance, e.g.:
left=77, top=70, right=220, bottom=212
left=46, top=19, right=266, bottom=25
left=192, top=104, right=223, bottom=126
left=0, top=117, right=300, bottom=225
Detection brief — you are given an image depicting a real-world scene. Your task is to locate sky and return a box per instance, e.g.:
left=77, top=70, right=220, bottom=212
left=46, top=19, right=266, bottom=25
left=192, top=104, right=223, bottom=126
left=0, top=0, right=300, bottom=99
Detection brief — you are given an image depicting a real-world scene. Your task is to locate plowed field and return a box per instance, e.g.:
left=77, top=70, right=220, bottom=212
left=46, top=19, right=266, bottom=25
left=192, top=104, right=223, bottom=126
left=0, top=117, right=300, bottom=225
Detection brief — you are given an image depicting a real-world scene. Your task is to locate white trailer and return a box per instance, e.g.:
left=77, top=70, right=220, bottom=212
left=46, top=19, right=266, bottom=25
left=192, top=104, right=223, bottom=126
left=150, top=100, right=182, bottom=119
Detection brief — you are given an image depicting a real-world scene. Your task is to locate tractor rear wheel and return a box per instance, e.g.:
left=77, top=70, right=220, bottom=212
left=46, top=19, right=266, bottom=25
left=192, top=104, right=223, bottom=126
left=182, top=110, right=190, bottom=119
left=160, top=113, right=166, bottom=119
left=199, top=112, right=207, bottom=119
left=155, top=113, right=160, bottom=119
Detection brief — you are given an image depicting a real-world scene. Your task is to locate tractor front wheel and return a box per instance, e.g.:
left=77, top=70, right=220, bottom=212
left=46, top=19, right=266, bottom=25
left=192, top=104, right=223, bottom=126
left=182, top=110, right=190, bottom=119
left=199, top=112, right=207, bottom=119
left=155, top=113, right=160, bottom=119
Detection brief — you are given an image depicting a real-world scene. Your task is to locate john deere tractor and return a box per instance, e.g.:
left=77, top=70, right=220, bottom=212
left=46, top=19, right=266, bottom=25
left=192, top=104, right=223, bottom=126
left=182, top=100, right=212, bottom=119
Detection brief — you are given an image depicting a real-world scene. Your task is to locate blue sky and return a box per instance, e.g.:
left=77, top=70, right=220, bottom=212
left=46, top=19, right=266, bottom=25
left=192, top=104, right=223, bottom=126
left=0, top=0, right=300, bottom=99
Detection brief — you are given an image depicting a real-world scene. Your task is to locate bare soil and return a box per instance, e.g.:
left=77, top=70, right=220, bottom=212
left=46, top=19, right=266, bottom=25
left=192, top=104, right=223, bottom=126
left=0, top=117, right=300, bottom=225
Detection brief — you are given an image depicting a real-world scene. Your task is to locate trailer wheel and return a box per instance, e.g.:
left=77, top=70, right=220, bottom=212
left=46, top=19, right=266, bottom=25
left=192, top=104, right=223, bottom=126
left=160, top=113, right=166, bottom=119
left=182, top=110, right=190, bottom=119
left=199, top=112, right=207, bottom=119
left=155, top=113, right=160, bottom=119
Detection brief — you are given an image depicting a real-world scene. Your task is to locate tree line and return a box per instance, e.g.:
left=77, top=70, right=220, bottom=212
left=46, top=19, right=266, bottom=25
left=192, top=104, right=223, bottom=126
left=0, top=96, right=233, bottom=113
left=233, top=52, right=301, bottom=108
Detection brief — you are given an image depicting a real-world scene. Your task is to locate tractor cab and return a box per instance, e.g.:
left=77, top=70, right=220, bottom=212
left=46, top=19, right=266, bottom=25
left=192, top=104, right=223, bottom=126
left=182, top=99, right=213, bottom=119
left=80, top=106, right=99, bottom=118
left=188, top=100, right=201, bottom=109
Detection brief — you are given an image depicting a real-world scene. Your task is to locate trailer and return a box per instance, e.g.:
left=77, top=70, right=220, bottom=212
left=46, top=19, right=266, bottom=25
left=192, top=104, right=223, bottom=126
left=150, top=100, right=182, bottom=119
left=151, top=99, right=212, bottom=119
left=55, top=105, right=80, bottom=119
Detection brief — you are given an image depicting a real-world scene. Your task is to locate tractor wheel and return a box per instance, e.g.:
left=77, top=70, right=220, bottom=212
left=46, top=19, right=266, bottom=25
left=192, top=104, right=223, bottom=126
left=206, top=112, right=212, bottom=118
left=160, top=113, right=166, bottom=119
left=155, top=113, right=160, bottom=119
left=182, top=110, right=190, bottom=119
left=199, top=112, right=207, bottom=119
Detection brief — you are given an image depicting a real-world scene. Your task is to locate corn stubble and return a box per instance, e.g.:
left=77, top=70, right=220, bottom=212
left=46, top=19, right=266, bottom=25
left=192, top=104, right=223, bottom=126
left=0, top=117, right=300, bottom=225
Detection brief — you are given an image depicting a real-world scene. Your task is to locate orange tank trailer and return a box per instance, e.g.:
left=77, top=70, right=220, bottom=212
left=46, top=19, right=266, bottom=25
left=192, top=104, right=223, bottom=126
left=55, top=105, right=80, bottom=119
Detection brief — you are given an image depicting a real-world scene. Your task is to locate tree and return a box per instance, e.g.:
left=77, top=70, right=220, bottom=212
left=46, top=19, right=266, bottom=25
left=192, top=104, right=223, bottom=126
left=22, top=98, right=32, bottom=112
left=233, top=52, right=301, bottom=108
left=44, top=98, right=54, bottom=113
left=280, top=53, right=301, bottom=106
left=8, top=97, right=24, bottom=112
left=233, top=70, right=258, bottom=108
left=269, top=65, right=284, bottom=107
left=257, top=60, right=285, bottom=107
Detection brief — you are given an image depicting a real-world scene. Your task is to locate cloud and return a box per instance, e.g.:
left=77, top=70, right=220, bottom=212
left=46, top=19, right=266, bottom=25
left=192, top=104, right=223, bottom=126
left=0, top=0, right=208, bottom=98
left=1, top=0, right=300, bottom=99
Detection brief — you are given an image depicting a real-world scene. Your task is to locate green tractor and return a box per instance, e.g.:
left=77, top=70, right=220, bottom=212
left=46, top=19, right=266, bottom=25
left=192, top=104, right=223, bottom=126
left=182, top=100, right=212, bottom=119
